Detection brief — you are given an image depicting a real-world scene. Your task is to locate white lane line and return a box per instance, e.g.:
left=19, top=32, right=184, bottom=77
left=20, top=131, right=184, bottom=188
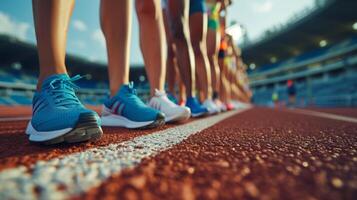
left=0, top=108, right=250, bottom=200
left=0, top=116, right=31, bottom=122
left=286, top=108, right=357, bottom=123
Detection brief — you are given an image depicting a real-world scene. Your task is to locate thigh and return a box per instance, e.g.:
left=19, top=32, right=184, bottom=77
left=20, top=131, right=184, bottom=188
left=166, top=0, right=189, bottom=28
left=189, top=13, right=206, bottom=45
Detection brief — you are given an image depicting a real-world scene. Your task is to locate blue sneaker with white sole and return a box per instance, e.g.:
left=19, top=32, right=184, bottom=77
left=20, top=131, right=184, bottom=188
left=101, top=82, right=165, bottom=129
left=26, top=74, right=103, bottom=145
left=186, top=97, right=208, bottom=117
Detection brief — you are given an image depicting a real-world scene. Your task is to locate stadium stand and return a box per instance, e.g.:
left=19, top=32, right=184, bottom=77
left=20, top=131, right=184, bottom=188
left=243, top=0, right=357, bottom=107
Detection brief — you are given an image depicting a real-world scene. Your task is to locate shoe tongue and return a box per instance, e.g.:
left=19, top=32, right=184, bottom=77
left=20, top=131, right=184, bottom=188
left=155, top=89, right=166, bottom=97
left=41, top=74, right=70, bottom=90
left=119, top=84, right=135, bottom=95
left=188, top=97, right=197, bottom=104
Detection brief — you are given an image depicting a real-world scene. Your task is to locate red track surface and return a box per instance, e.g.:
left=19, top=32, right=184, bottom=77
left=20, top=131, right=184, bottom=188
left=0, top=105, right=102, bottom=118
left=1, top=107, right=357, bottom=199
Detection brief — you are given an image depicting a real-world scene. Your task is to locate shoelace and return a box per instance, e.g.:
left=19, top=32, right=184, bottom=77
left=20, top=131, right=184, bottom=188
left=47, top=75, right=84, bottom=107
left=122, top=82, right=146, bottom=107
left=126, top=81, right=138, bottom=95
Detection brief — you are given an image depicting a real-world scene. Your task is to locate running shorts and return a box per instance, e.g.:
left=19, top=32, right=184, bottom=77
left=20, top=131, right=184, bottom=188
left=207, top=2, right=220, bottom=30
left=189, top=0, right=207, bottom=15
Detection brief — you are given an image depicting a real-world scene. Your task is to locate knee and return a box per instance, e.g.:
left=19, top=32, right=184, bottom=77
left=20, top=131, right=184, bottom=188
left=136, top=0, right=158, bottom=20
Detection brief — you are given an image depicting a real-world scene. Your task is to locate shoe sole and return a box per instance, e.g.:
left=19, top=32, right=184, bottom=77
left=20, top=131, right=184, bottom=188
left=191, top=111, right=209, bottom=118
left=101, top=114, right=165, bottom=129
left=165, top=110, right=191, bottom=123
left=27, top=113, right=103, bottom=145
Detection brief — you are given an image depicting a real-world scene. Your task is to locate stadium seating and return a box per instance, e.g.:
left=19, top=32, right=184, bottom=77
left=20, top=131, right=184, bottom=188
left=0, top=68, right=109, bottom=106
left=250, top=37, right=357, bottom=75
left=251, top=37, right=357, bottom=107
left=0, top=68, right=153, bottom=106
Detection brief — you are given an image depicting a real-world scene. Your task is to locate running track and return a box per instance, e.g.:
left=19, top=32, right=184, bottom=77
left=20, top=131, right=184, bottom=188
left=0, top=106, right=356, bottom=199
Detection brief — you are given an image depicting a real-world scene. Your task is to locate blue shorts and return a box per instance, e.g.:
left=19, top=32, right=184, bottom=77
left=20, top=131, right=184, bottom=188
left=189, top=0, right=206, bottom=15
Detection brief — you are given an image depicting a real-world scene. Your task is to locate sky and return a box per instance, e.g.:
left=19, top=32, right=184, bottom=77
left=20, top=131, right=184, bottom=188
left=0, top=0, right=316, bottom=66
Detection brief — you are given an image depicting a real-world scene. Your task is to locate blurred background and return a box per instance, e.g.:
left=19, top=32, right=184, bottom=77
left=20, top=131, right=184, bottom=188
left=0, top=0, right=356, bottom=107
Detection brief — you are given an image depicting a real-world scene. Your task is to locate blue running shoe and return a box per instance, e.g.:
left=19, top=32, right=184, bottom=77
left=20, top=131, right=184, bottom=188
left=167, top=92, right=178, bottom=105
left=186, top=97, right=208, bottom=117
left=101, top=82, right=165, bottom=129
left=26, top=74, right=103, bottom=145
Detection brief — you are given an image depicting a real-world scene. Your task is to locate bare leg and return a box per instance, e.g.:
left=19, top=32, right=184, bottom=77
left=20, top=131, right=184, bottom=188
left=207, top=29, right=221, bottom=97
left=33, top=0, right=74, bottom=90
left=100, top=0, right=131, bottom=96
left=163, top=8, right=177, bottom=95
left=178, top=74, right=186, bottom=103
left=136, top=0, right=166, bottom=96
left=190, top=12, right=212, bottom=100
left=166, top=43, right=177, bottom=95
left=218, top=58, right=227, bottom=102
left=219, top=57, right=232, bottom=103
left=167, top=0, right=195, bottom=97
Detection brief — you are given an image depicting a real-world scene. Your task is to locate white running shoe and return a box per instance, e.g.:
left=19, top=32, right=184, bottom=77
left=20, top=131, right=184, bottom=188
left=203, top=99, right=221, bottom=114
left=148, top=89, right=191, bottom=123
left=214, top=99, right=227, bottom=112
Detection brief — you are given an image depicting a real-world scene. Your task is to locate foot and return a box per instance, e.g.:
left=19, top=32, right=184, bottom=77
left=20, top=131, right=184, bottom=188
left=203, top=99, right=221, bottom=114
left=26, top=74, right=103, bottom=145
left=214, top=99, right=227, bottom=112
left=101, top=83, right=165, bottom=129
left=186, top=97, right=208, bottom=117
left=148, top=89, right=191, bottom=123
left=225, top=102, right=235, bottom=111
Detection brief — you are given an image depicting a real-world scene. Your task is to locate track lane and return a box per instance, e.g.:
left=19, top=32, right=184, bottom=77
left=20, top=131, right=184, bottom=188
left=0, top=117, right=195, bottom=171
left=308, top=108, right=357, bottom=119
left=81, top=107, right=357, bottom=200
left=0, top=109, right=247, bottom=199
left=287, top=108, right=357, bottom=123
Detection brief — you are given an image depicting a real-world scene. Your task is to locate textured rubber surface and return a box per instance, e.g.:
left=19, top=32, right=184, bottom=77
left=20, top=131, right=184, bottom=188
left=81, top=108, right=357, bottom=200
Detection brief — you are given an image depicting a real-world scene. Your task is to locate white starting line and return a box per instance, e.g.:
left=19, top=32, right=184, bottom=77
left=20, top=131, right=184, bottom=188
left=0, top=108, right=250, bottom=200
left=287, top=108, right=357, bottom=124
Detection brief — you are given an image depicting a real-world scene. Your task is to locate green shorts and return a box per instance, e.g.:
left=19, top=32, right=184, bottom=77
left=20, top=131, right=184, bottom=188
left=208, top=18, right=219, bottom=30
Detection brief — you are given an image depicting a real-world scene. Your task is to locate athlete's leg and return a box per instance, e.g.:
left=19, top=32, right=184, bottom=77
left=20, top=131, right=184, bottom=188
left=207, top=29, right=221, bottom=98
left=30, top=0, right=102, bottom=144
left=166, top=43, right=177, bottom=95
left=135, top=0, right=191, bottom=123
left=163, top=7, right=177, bottom=96
left=136, top=0, right=166, bottom=96
left=166, top=0, right=195, bottom=97
left=178, top=74, right=186, bottom=104
left=218, top=54, right=228, bottom=103
left=33, top=0, right=74, bottom=89
left=100, top=0, right=131, bottom=96
left=189, top=5, right=212, bottom=101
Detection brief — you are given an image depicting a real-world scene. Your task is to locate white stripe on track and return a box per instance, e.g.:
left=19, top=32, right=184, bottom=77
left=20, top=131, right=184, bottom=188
left=0, top=116, right=31, bottom=122
left=286, top=108, right=357, bottom=123
left=0, top=108, right=250, bottom=200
